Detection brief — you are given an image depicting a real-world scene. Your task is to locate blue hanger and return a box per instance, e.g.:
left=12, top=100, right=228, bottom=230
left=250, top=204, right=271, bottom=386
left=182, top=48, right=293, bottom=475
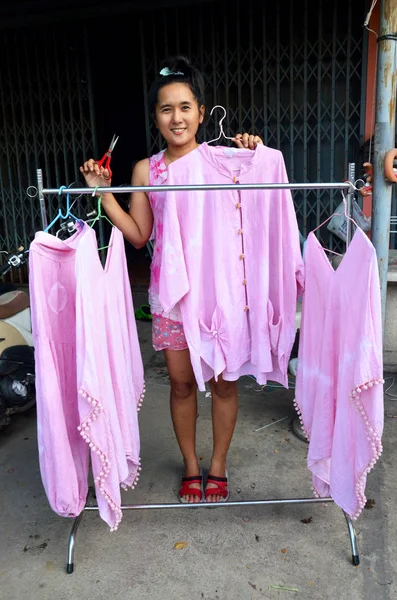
left=44, top=186, right=82, bottom=233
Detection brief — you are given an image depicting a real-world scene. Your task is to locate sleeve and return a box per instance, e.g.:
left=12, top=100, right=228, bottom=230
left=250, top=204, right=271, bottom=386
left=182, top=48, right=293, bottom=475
left=158, top=168, right=190, bottom=313
left=267, top=151, right=304, bottom=383
left=277, top=153, right=305, bottom=297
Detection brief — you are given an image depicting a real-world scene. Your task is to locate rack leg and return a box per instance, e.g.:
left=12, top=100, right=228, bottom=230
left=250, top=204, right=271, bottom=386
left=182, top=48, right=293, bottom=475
left=343, top=511, right=360, bottom=565
left=66, top=511, right=85, bottom=574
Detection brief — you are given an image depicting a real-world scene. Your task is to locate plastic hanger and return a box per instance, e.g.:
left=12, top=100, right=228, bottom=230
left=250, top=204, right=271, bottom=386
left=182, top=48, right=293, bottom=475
left=55, top=220, right=78, bottom=238
left=44, top=186, right=82, bottom=233
left=311, top=189, right=359, bottom=256
left=54, top=181, right=86, bottom=237
left=207, top=105, right=235, bottom=144
left=89, top=191, right=114, bottom=251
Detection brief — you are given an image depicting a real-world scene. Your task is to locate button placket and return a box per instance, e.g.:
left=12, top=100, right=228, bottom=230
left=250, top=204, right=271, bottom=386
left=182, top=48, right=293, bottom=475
left=234, top=178, right=249, bottom=313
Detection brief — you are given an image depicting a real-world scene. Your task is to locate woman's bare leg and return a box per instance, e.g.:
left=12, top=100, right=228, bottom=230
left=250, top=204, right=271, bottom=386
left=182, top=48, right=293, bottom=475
left=164, top=348, right=201, bottom=503
left=206, top=376, right=238, bottom=502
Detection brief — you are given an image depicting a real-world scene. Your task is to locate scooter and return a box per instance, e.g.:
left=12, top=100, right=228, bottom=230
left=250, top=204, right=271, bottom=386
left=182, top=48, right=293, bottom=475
left=0, top=248, right=35, bottom=429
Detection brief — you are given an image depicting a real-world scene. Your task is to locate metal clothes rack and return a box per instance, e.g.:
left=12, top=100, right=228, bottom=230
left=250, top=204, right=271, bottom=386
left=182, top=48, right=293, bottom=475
left=35, top=168, right=360, bottom=574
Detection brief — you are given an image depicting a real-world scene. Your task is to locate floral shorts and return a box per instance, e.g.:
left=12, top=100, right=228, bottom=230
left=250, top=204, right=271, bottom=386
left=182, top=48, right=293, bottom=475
left=152, top=314, right=188, bottom=352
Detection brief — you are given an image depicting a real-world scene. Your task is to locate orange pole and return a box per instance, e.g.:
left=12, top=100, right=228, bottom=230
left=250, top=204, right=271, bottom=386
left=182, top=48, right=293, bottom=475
left=362, top=2, right=381, bottom=217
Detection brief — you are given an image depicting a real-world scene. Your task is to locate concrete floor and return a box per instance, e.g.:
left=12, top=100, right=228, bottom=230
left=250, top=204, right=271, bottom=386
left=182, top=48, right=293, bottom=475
left=1, top=312, right=397, bottom=600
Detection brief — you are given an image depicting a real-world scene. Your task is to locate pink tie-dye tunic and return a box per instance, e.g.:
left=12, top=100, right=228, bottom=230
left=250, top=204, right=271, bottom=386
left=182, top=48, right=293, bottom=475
left=295, top=228, right=384, bottom=519
left=159, top=143, right=304, bottom=390
left=147, top=150, right=183, bottom=323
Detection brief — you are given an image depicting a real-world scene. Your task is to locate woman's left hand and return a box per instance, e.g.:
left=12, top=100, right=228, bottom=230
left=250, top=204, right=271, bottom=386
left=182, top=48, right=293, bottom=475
left=233, top=133, right=263, bottom=150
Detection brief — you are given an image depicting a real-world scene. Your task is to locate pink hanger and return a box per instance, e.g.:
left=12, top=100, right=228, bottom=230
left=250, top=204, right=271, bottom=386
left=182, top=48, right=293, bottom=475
left=311, top=189, right=359, bottom=256
left=312, top=188, right=359, bottom=233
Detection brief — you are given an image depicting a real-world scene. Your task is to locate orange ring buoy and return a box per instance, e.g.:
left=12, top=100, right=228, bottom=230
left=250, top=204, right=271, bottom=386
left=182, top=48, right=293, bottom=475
left=384, top=148, right=397, bottom=182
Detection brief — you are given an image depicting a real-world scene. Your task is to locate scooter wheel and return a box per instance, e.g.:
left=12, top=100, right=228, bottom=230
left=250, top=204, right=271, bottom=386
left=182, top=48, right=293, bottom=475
left=0, top=376, right=29, bottom=408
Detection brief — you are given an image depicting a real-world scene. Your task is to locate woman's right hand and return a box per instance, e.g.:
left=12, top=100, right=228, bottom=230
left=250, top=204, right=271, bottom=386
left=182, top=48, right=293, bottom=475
left=79, top=159, right=111, bottom=189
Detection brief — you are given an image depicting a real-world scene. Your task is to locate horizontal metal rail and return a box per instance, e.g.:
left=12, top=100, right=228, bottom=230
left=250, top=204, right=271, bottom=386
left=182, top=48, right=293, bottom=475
left=84, top=497, right=334, bottom=510
left=67, top=497, right=359, bottom=573
left=41, top=182, right=353, bottom=195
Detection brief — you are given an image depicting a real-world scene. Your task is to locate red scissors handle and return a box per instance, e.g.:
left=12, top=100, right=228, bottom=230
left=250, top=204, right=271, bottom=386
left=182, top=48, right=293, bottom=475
left=95, top=135, right=119, bottom=179
left=96, top=151, right=113, bottom=178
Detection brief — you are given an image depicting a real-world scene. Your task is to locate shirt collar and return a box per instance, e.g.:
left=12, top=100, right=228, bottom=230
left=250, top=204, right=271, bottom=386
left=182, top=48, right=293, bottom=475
left=198, top=142, right=262, bottom=179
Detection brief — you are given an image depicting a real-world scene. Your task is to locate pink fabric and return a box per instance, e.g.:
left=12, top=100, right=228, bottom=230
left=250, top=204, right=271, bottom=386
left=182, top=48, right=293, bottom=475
left=295, top=228, right=384, bottom=519
left=148, top=149, right=185, bottom=349
left=159, top=143, right=304, bottom=391
left=29, top=226, right=89, bottom=518
left=75, top=225, right=143, bottom=530
left=30, top=223, right=144, bottom=530
left=152, top=314, right=188, bottom=351
left=148, top=150, right=167, bottom=295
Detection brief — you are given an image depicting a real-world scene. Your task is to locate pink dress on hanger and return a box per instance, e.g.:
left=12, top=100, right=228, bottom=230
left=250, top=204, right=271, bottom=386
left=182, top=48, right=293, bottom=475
left=159, top=143, right=304, bottom=390
left=295, top=228, right=384, bottom=519
left=30, top=223, right=144, bottom=530
left=30, top=226, right=89, bottom=518
left=75, top=225, right=143, bottom=530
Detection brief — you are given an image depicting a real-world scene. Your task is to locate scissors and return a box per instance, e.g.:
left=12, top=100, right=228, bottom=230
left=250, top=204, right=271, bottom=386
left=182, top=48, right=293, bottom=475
left=95, top=134, right=119, bottom=179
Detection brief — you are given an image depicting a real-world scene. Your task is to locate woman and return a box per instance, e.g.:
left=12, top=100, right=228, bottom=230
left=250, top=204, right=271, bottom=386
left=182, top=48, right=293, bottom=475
left=80, top=56, right=263, bottom=503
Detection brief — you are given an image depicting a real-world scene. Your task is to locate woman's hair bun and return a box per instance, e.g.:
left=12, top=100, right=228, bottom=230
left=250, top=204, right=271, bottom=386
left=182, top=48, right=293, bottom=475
left=148, top=55, right=205, bottom=115
left=160, top=55, right=193, bottom=77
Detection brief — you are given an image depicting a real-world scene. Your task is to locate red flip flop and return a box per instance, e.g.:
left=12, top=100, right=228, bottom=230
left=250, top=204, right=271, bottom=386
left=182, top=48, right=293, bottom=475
left=205, top=471, right=229, bottom=503
left=179, top=471, right=203, bottom=503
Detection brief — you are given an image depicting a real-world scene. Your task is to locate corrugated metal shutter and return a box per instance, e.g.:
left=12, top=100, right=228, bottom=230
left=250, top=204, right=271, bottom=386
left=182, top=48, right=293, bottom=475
left=0, top=26, right=97, bottom=276
left=140, top=0, right=365, bottom=249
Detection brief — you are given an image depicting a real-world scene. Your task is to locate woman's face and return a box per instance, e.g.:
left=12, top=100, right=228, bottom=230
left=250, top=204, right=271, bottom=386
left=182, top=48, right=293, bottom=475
left=155, top=82, right=204, bottom=148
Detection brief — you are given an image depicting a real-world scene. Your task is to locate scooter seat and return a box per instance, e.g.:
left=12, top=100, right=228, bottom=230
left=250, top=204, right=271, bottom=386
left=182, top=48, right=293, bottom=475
left=0, top=284, right=17, bottom=295
left=0, top=345, right=34, bottom=367
left=0, top=291, right=30, bottom=319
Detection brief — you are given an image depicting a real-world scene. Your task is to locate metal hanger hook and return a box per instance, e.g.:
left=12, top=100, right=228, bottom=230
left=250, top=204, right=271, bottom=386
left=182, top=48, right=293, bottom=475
left=207, top=105, right=234, bottom=144
left=210, top=105, right=227, bottom=135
